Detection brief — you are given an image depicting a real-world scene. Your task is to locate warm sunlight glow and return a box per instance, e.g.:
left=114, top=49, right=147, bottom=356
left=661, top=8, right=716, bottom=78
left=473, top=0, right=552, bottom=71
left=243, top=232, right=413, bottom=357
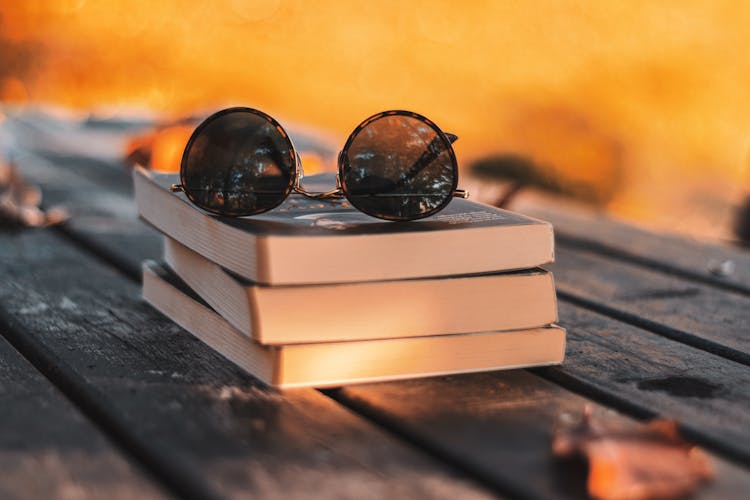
left=3, top=1, right=750, bottom=239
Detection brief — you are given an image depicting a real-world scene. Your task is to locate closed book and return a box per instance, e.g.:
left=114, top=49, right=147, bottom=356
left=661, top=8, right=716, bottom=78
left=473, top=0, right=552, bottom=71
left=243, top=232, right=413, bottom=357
left=163, top=236, right=558, bottom=344
left=133, top=166, right=554, bottom=285
left=142, top=261, right=566, bottom=389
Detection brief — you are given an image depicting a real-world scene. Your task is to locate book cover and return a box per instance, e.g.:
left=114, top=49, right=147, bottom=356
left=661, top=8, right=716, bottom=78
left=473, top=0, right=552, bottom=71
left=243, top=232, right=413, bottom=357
left=164, top=236, right=559, bottom=344
left=134, top=166, right=555, bottom=284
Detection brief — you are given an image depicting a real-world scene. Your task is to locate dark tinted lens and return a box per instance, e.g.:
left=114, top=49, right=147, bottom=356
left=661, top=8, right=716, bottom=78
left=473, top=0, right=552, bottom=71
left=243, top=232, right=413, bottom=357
left=182, top=109, right=294, bottom=216
left=342, top=113, right=456, bottom=220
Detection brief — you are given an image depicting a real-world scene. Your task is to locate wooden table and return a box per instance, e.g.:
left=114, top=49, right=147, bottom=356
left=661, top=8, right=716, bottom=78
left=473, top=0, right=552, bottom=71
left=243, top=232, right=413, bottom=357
left=1, top=114, right=748, bottom=499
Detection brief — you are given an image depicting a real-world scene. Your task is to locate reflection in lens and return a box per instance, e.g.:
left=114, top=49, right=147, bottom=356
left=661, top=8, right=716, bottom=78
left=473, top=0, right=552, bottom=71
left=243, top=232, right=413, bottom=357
left=342, top=113, right=456, bottom=220
left=182, top=108, right=294, bottom=216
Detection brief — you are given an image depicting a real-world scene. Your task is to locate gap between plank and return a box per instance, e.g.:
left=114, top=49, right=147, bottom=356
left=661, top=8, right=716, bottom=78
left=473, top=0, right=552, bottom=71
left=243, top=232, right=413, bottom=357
left=557, top=290, right=750, bottom=367
left=49, top=218, right=750, bottom=471
left=533, top=367, right=750, bottom=466
left=47, top=227, right=517, bottom=498
left=54, top=224, right=142, bottom=281
left=556, top=233, right=750, bottom=297
left=55, top=218, right=750, bottom=369
left=0, top=293, right=223, bottom=500
left=321, top=388, right=534, bottom=500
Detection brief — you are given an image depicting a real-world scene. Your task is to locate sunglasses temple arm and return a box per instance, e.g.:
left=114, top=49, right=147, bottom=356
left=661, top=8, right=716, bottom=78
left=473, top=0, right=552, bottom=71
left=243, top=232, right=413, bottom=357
left=439, top=134, right=469, bottom=198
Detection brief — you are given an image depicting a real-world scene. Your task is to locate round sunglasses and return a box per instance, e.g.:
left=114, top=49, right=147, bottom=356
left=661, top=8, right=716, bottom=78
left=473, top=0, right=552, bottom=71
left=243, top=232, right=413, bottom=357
left=171, top=107, right=468, bottom=221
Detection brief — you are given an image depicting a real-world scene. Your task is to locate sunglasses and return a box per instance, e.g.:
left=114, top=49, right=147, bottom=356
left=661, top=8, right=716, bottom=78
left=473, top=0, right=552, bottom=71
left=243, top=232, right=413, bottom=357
left=171, top=107, right=468, bottom=221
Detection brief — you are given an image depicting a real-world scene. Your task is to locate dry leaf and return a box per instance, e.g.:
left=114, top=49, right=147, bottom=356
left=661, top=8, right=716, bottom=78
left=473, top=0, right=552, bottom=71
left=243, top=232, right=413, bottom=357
left=0, top=160, right=69, bottom=228
left=553, top=407, right=713, bottom=500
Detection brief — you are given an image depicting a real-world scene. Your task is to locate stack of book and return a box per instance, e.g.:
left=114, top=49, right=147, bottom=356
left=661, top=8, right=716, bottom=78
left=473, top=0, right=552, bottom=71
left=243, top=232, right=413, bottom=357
left=133, top=166, right=565, bottom=388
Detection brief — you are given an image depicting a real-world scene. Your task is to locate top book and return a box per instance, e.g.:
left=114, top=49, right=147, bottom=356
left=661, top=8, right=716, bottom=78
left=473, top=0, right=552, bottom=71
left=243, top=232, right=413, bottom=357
left=133, top=166, right=554, bottom=285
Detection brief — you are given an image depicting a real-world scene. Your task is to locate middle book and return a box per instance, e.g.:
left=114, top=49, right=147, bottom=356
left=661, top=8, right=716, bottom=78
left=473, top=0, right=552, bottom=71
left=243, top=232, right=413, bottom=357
left=164, top=237, right=558, bottom=345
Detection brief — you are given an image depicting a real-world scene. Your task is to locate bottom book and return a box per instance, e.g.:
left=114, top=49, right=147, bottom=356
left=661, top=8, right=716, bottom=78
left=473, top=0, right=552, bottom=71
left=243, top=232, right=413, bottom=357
left=142, top=261, right=566, bottom=389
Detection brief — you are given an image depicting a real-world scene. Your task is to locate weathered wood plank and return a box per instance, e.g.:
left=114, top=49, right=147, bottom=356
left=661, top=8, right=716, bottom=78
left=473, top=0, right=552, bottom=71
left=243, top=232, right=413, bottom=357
left=34, top=150, right=133, bottom=196
left=551, top=302, right=750, bottom=462
left=8, top=155, right=592, bottom=497
left=336, top=371, right=750, bottom=500
left=33, top=150, right=750, bottom=458
left=19, top=145, right=750, bottom=500
left=0, top=331, right=168, bottom=500
left=551, top=247, right=750, bottom=364
left=511, top=192, right=750, bottom=294
left=335, top=301, right=750, bottom=496
left=0, top=229, right=494, bottom=500
left=13, top=149, right=160, bottom=277
left=28, top=141, right=750, bottom=372
left=9, top=114, right=750, bottom=496
left=27, top=142, right=750, bottom=370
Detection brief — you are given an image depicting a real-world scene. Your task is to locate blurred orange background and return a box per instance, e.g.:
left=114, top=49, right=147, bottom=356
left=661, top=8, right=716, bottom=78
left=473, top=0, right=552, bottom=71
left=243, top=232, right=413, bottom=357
left=2, top=1, right=750, bottom=241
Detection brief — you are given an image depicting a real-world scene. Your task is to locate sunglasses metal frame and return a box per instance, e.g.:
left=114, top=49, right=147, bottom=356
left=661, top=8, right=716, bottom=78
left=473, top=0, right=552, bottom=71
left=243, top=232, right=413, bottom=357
left=171, top=108, right=468, bottom=220
left=338, top=109, right=465, bottom=221
left=174, top=107, right=298, bottom=217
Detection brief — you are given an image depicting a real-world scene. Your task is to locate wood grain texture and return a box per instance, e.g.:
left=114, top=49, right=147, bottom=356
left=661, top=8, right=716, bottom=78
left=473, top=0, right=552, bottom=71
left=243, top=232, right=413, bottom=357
left=336, top=371, right=750, bottom=500
left=511, top=192, right=750, bottom=294
left=337, top=301, right=750, bottom=496
left=552, top=247, right=750, bottom=364
left=2, top=111, right=140, bottom=197
left=29, top=132, right=750, bottom=369
left=0, top=334, right=168, bottom=500
left=0, top=229, right=493, bottom=500
left=7, top=115, right=750, bottom=497
left=12, top=148, right=161, bottom=278
left=551, top=302, right=750, bottom=462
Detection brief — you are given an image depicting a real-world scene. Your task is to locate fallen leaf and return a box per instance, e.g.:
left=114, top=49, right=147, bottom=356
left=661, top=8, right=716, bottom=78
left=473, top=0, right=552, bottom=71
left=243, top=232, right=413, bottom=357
left=0, top=160, right=69, bottom=228
left=552, top=407, right=713, bottom=500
